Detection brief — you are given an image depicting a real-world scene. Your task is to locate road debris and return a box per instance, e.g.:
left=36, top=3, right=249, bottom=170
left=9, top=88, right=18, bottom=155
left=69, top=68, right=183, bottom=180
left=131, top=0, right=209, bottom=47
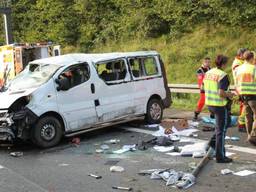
left=10, top=151, right=23, bottom=157
left=113, top=145, right=136, bottom=154
left=104, top=139, right=120, bottom=144
left=233, top=170, right=256, bottom=176
left=110, top=166, right=125, bottom=172
left=58, top=163, right=69, bottom=167
left=161, top=118, right=188, bottom=131
left=221, top=169, right=233, bottom=175
left=180, top=142, right=208, bottom=156
left=112, top=186, right=133, bottom=191
left=225, top=136, right=240, bottom=141
left=88, top=173, right=102, bottom=179
left=100, top=144, right=110, bottom=150
left=71, top=137, right=81, bottom=145
left=153, top=146, right=174, bottom=153
left=96, top=149, right=104, bottom=153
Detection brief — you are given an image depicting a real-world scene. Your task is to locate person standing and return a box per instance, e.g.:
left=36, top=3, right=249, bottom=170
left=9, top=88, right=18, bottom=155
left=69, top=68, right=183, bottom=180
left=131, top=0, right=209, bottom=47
left=232, top=48, right=247, bottom=132
left=203, top=55, right=234, bottom=163
left=235, top=51, right=256, bottom=145
left=193, top=57, right=211, bottom=120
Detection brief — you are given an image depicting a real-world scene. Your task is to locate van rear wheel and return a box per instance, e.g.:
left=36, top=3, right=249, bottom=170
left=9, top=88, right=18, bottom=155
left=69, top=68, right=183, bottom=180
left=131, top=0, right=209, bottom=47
left=145, top=98, right=163, bottom=124
left=32, top=116, right=63, bottom=148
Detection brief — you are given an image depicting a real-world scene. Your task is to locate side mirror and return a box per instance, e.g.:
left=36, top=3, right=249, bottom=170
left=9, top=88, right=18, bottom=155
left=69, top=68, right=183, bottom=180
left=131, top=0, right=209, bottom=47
left=55, top=77, right=70, bottom=91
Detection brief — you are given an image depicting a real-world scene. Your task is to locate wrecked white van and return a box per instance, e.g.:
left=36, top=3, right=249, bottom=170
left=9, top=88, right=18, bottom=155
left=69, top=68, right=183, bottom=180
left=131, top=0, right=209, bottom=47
left=0, top=51, right=171, bottom=148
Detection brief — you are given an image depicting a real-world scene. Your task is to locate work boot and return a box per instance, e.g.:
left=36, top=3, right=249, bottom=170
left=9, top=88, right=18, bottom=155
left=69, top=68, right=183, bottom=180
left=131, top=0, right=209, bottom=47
left=238, top=124, right=246, bottom=133
left=216, top=157, right=233, bottom=163
left=193, top=112, right=200, bottom=121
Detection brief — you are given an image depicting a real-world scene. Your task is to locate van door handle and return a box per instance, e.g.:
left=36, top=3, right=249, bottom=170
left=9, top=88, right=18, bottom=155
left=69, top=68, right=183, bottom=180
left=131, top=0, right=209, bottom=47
left=91, top=83, right=95, bottom=94
left=94, top=99, right=100, bottom=106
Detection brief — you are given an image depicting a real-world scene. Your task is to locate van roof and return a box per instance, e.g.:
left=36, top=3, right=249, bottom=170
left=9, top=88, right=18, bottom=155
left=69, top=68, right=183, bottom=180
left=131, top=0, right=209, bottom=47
left=30, top=51, right=159, bottom=66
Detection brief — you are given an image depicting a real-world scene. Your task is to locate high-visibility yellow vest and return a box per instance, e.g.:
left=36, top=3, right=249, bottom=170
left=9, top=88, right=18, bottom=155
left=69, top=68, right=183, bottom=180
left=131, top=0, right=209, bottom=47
left=232, top=58, right=244, bottom=85
left=235, top=62, right=256, bottom=95
left=204, top=68, right=228, bottom=106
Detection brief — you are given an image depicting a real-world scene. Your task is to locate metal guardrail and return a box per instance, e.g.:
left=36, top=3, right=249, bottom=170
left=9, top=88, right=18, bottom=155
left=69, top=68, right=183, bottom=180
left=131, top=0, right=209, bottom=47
left=168, top=84, right=235, bottom=94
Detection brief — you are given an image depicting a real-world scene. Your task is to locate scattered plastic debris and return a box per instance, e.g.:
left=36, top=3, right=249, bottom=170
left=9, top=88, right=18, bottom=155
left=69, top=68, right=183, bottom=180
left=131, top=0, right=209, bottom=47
left=113, top=145, right=136, bottom=154
left=225, top=152, right=236, bottom=157
left=96, top=149, right=104, bottom=153
left=166, top=152, right=181, bottom=156
left=221, top=169, right=233, bottom=175
left=193, top=151, right=205, bottom=158
left=180, top=142, right=208, bottom=156
left=233, top=170, right=256, bottom=176
left=225, top=136, right=240, bottom=141
left=110, top=166, right=125, bottom=172
left=100, top=144, right=110, bottom=150
left=10, top=152, right=23, bottom=157
left=104, top=139, right=120, bottom=144
left=153, top=146, right=174, bottom=153
left=112, top=186, right=133, bottom=191
left=88, top=174, right=102, bottom=179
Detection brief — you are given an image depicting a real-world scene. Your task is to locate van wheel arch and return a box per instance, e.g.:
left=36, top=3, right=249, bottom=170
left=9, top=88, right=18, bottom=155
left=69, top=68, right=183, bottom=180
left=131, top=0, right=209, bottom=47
left=39, top=111, right=65, bottom=132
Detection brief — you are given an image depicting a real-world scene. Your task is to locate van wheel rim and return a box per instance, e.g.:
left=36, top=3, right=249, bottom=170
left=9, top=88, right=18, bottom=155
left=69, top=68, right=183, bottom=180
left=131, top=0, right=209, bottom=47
left=41, top=124, right=56, bottom=141
left=150, top=103, right=161, bottom=120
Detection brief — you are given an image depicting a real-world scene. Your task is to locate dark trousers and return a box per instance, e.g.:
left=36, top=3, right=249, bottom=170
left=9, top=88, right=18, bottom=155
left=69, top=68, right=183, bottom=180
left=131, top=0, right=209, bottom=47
left=208, top=106, right=228, bottom=160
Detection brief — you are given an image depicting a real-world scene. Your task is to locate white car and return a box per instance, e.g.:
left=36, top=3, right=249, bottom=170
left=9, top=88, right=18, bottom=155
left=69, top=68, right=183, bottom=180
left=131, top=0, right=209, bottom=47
left=0, top=51, right=171, bottom=148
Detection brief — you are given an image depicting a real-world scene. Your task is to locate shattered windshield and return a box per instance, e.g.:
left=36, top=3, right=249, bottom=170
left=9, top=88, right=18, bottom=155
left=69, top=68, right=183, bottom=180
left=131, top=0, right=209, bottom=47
left=7, top=63, right=61, bottom=91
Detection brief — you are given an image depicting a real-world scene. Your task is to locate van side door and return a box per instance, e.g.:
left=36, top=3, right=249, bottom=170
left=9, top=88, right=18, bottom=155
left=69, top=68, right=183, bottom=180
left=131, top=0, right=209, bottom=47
left=94, top=58, right=135, bottom=122
left=54, top=63, right=97, bottom=132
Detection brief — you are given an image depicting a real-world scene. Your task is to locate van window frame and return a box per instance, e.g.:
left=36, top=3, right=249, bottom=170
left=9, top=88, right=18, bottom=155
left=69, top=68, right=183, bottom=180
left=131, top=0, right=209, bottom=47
left=57, top=62, right=91, bottom=90
left=94, top=58, right=130, bottom=85
left=127, top=55, right=161, bottom=80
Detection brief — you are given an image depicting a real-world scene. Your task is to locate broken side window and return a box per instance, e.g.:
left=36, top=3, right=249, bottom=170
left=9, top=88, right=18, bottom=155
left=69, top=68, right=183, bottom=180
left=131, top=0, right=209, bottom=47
left=96, top=59, right=127, bottom=83
left=59, top=63, right=90, bottom=89
left=143, top=57, right=159, bottom=76
left=129, top=58, right=145, bottom=78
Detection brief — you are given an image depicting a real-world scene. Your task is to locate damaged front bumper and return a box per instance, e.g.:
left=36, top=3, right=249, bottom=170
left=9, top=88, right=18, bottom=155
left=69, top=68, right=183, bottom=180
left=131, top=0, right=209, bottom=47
left=0, top=108, right=38, bottom=142
left=0, top=111, right=15, bottom=142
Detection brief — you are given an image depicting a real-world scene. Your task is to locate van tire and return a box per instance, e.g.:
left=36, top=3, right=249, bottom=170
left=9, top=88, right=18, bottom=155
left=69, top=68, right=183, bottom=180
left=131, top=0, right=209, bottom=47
left=31, top=116, right=63, bottom=148
left=145, top=98, right=163, bottom=124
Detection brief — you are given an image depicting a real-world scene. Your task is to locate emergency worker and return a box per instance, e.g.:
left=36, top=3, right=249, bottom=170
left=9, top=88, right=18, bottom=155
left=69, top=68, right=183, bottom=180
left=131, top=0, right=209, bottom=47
left=232, top=48, right=247, bottom=132
left=235, top=51, right=256, bottom=145
left=203, top=55, right=234, bottom=163
left=193, top=57, right=211, bottom=120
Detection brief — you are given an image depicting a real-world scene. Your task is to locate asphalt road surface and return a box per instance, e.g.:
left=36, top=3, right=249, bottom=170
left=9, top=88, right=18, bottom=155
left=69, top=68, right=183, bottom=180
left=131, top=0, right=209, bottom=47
left=0, top=109, right=255, bottom=192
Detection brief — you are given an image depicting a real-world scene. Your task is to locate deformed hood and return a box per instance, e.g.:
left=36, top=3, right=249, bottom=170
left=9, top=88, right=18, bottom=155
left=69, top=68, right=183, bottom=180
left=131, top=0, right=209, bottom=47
left=0, top=88, right=36, bottom=109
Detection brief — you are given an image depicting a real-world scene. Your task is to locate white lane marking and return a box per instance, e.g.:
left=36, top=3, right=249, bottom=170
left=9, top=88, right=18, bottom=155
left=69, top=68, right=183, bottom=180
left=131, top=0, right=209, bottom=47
left=122, top=126, right=256, bottom=155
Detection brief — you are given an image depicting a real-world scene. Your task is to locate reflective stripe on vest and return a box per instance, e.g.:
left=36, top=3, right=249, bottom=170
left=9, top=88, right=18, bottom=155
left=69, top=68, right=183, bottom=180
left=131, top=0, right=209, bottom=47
left=235, top=62, right=256, bottom=95
left=204, top=68, right=228, bottom=106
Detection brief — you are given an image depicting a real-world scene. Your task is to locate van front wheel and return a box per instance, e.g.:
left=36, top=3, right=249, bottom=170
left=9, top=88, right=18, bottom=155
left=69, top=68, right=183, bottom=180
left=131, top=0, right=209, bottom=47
left=145, top=98, right=163, bottom=124
left=32, top=116, right=63, bottom=148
